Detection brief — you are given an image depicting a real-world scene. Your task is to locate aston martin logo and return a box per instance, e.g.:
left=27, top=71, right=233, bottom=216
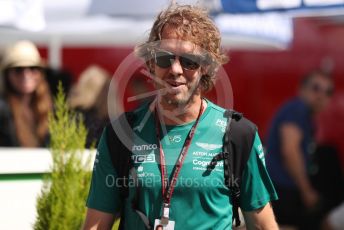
left=195, top=142, right=222, bottom=151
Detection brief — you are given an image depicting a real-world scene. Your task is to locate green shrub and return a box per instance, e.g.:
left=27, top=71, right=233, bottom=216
left=34, top=83, right=92, bottom=230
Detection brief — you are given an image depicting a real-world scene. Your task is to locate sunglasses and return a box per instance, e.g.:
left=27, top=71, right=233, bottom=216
left=8, top=66, right=43, bottom=75
left=309, top=83, right=334, bottom=97
left=153, top=50, right=206, bottom=70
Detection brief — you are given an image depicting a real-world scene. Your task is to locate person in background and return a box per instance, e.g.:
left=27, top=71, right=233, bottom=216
left=0, top=40, right=52, bottom=147
left=68, top=65, right=112, bottom=148
left=266, top=70, right=334, bottom=229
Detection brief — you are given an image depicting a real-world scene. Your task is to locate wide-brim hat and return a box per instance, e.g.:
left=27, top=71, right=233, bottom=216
left=1, top=40, right=44, bottom=71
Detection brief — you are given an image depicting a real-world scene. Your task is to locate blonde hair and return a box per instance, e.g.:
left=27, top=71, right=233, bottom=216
left=68, top=65, right=110, bottom=119
left=136, top=4, right=228, bottom=92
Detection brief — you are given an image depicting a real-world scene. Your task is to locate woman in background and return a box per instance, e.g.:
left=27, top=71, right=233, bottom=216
left=0, top=40, right=52, bottom=147
left=68, top=65, right=112, bottom=148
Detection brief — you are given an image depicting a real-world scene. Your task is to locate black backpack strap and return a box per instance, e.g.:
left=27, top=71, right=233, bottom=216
left=106, top=111, right=152, bottom=230
left=106, top=112, right=135, bottom=197
left=223, top=109, right=257, bottom=227
left=106, top=111, right=136, bottom=230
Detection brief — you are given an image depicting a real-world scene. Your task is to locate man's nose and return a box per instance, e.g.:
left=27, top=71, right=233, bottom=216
left=170, top=57, right=183, bottom=75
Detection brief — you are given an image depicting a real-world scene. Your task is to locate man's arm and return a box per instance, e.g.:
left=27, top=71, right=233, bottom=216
left=243, top=203, right=278, bottom=230
left=280, top=123, right=318, bottom=208
left=83, top=208, right=117, bottom=230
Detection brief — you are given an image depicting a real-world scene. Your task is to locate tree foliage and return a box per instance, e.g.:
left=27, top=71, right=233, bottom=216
left=34, top=82, right=92, bottom=230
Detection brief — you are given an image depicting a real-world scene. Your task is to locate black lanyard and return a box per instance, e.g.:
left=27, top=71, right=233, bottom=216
left=154, top=100, right=204, bottom=222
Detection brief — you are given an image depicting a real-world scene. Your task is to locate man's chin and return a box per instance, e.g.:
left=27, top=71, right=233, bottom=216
left=162, top=94, right=189, bottom=106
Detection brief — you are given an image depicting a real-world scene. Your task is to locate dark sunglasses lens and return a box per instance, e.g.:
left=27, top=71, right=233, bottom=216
left=29, top=66, right=42, bottom=71
left=10, top=66, right=42, bottom=74
left=155, top=51, right=175, bottom=68
left=311, top=84, right=321, bottom=93
left=12, top=67, right=23, bottom=74
left=180, top=55, right=201, bottom=70
left=310, top=84, right=334, bottom=97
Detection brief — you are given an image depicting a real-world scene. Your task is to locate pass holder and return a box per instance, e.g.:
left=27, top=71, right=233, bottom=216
left=160, top=203, right=170, bottom=225
left=154, top=219, right=175, bottom=230
left=154, top=203, right=174, bottom=229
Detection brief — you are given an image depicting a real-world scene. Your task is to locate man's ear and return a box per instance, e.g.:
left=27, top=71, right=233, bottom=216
left=201, top=65, right=210, bottom=76
left=198, top=73, right=210, bottom=93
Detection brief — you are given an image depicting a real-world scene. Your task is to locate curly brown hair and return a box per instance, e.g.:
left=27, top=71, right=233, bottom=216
left=136, top=4, right=228, bottom=92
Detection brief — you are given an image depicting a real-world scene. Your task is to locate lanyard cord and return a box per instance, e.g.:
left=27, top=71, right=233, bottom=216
left=154, top=99, right=204, bottom=204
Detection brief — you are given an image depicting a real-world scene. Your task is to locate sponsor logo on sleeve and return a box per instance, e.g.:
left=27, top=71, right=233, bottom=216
left=257, top=144, right=266, bottom=165
left=93, top=151, right=100, bottom=171
left=215, top=119, right=227, bottom=132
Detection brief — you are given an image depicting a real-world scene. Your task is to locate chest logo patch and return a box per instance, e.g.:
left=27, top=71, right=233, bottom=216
left=132, top=153, right=156, bottom=163
left=168, top=134, right=182, bottom=143
left=196, top=142, right=222, bottom=151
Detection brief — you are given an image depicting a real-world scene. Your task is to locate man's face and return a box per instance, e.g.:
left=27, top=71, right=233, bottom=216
left=152, top=26, right=205, bottom=106
left=302, top=74, right=334, bottom=113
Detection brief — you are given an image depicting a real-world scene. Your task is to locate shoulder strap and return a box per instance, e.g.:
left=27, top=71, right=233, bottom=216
left=106, top=111, right=135, bottom=199
left=106, top=111, right=136, bottom=230
left=106, top=112, right=134, bottom=198
left=223, top=109, right=257, bottom=227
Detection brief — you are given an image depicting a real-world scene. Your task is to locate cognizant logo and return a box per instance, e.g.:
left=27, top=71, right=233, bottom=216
left=193, top=159, right=223, bottom=167
left=193, top=159, right=210, bottom=167
left=132, top=144, right=158, bottom=151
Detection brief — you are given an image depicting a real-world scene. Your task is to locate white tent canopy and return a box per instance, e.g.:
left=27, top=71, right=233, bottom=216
left=1, top=0, right=343, bottom=68
left=0, top=0, right=292, bottom=47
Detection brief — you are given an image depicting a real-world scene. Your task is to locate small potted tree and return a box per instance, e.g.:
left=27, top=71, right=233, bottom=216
left=34, top=83, right=92, bottom=230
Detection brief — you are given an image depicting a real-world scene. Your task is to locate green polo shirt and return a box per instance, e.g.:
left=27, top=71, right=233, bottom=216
left=86, top=100, right=278, bottom=229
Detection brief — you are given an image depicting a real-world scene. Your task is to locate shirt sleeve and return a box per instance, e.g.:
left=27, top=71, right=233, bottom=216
left=86, top=127, right=122, bottom=214
left=281, top=104, right=307, bottom=128
left=240, top=132, right=278, bottom=211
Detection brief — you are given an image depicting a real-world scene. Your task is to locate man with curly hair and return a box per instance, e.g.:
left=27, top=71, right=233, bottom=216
left=84, top=4, right=278, bottom=230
